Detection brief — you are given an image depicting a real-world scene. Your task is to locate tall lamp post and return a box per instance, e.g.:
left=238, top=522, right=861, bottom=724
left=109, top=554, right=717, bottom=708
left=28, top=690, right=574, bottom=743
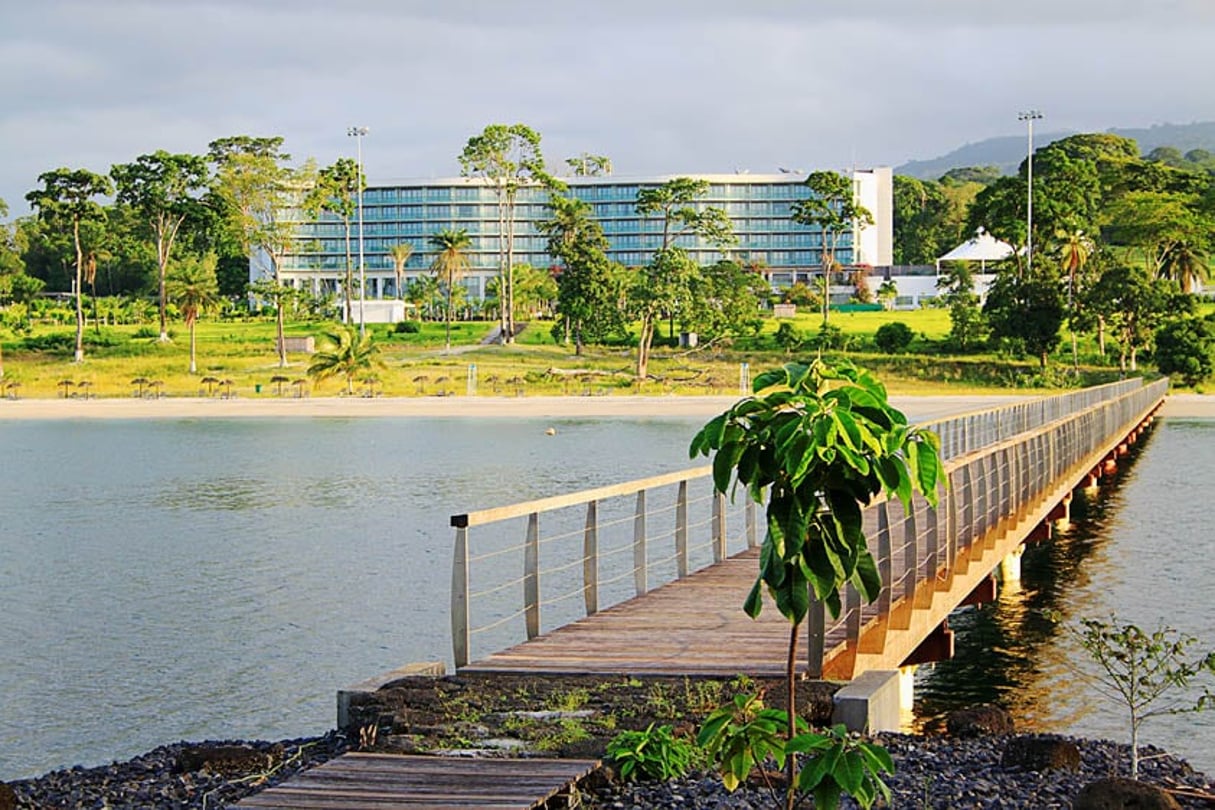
left=347, top=125, right=369, bottom=337
left=1017, top=110, right=1043, bottom=275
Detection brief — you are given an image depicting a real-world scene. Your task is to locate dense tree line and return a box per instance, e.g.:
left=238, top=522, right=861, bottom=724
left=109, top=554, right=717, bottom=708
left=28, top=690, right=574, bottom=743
left=895, top=132, right=1214, bottom=377
left=3, top=126, right=1211, bottom=380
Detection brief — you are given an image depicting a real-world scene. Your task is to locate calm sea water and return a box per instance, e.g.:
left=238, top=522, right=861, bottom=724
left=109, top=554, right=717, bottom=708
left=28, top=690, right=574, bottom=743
left=1, top=414, right=1211, bottom=780
left=0, top=416, right=705, bottom=780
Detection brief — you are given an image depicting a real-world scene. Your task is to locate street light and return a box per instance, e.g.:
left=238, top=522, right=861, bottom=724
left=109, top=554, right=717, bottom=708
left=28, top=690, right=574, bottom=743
left=347, top=125, right=369, bottom=337
left=1017, top=110, right=1043, bottom=275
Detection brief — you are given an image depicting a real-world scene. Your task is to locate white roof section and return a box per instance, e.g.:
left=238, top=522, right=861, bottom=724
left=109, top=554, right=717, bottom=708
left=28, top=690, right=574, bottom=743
left=937, top=228, right=1015, bottom=263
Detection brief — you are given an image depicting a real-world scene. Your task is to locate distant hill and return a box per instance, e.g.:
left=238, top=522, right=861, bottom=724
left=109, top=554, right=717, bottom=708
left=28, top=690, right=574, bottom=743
left=896, top=121, right=1215, bottom=179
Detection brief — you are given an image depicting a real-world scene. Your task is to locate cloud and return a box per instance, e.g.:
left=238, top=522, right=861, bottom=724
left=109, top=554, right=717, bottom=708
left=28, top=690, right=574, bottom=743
left=2, top=1, right=1213, bottom=215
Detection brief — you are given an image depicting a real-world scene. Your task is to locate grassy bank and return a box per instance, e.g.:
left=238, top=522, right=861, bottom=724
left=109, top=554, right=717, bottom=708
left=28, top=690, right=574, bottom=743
left=0, top=309, right=1149, bottom=400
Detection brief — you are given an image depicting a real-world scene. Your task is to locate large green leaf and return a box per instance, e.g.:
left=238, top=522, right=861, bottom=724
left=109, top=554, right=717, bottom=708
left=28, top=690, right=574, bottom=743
left=853, top=549, right=882, bottom=603
left=752, top=367, right=789, bottom=392
left=772, top=564, right=809, bottom=622
left=743, top=576, right=764, bottom=618
left=690, top=413, right=727, bottom=456
left=913, top=439, right=941, bottom=507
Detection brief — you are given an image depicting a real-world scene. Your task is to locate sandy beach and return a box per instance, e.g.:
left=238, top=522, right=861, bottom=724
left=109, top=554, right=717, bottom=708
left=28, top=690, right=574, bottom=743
left=1, top=392, right=1210, bottom=421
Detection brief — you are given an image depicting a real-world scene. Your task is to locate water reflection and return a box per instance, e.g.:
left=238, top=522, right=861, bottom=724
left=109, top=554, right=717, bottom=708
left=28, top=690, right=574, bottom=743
left=914, top=420, right=1215, bottom=775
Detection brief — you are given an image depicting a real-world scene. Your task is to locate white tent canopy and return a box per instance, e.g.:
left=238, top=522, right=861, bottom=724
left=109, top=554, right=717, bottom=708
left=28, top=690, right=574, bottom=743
left=936, top=228, right=1015, bottom=272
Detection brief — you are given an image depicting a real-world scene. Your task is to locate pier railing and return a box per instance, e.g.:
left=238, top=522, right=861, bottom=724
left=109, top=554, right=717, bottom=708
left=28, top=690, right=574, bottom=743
left=450, top=377, right=1165, bottom=669
left=810, top=376, right=1166, bottom=677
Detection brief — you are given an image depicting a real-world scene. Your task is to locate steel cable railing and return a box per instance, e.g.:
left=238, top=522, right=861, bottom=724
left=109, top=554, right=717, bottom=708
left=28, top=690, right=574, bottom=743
left=450, top=378, right=1166, bottom=668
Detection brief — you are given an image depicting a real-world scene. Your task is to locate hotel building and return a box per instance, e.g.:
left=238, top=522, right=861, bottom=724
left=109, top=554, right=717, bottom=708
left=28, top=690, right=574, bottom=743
left=270, top=168, right=894, bottom=313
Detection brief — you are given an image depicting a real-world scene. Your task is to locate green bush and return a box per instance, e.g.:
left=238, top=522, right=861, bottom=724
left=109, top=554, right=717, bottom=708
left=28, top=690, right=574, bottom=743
left=1154, top=317, right=1212, bottom=387
left=606, top=723, right=695, bottom=782
left=874, top=321, right=914, bottom=354
left=394, top=320, right=422, bottom=334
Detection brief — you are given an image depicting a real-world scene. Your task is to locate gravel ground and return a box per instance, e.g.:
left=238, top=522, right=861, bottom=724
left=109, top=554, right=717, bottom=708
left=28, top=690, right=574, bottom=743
left=589, top=732, right=1214, bottom=809
left=5, top=730, right=1211, bottom=809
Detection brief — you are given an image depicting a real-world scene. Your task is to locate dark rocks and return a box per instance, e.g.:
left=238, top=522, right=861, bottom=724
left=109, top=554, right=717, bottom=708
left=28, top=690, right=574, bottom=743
left=590, top=733, right=1211, bottom=809
left=175, top=743, right=283, bottom=776
left=6, top=733, right=348, bottom=810
left=0, top=782, right=15, bottom=810
left=1001, top=734, right=1081, bottom=772
left=1074, top=776, right=1182, bottom=809
left=945, top=703, right=1015, bottom=737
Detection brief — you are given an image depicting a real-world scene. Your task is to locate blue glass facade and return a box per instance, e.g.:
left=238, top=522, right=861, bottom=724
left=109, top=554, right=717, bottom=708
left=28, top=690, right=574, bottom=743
left=277, top=171, right=892, bottom=300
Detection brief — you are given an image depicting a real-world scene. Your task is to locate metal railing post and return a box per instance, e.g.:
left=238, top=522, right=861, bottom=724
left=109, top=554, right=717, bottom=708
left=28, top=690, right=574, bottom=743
left=675, top=481, right=689, bottom=578
left=583, top=500, right=599, bottom=616
left=451, top=525, right=470, bottom=668
left=712, top=491, right=728, bottom=562
left=524, top=513, right=540, bottom=639
left=634, top=491, right=648, bottom=596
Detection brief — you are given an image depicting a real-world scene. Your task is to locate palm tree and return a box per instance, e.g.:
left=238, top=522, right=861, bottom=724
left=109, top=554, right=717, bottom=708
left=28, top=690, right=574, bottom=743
left=1159, top=240, right=1209, bottom=294
left=307, top=323, right=380, bottom=395
left=166, top=253, right=220, bottom=374
left=429, top=228, right=472, bottom=351
left=387, top=243, right=414, bottom=300
left=1057, top=229, right=1094, bottom=373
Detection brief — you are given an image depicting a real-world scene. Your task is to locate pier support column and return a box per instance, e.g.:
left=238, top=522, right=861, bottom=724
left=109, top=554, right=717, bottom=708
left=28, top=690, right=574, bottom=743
left=899, top=665, right=917, bottom=715
left=1083, top=468, right=1101, bottom=491
left=999, top=545, right=1024, bottom=584
left=1049, top=492, right=1073, bottom=531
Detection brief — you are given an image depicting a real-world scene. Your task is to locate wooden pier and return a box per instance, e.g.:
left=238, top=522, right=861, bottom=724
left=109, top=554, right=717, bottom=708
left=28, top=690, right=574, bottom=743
left=242, top=379, right=1168, bottom=809
left=235, top=754, right=599, bottom=809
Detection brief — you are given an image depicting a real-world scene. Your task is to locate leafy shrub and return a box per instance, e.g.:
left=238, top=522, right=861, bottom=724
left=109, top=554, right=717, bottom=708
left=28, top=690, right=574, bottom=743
left=773, top=321, right=802, bottom=354
left=698, top=694, right=894, bottom=810
left=874, top=321, right=914, bottom=354
left=606, top=723, right=695, bottom=782
left=1154, top=317, right=1212, bottom=387
left=394, top=320, right=422, bottom=334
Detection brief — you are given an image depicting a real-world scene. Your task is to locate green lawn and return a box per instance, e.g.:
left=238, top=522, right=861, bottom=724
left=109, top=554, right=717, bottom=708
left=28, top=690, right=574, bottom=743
left=0, top=306, right=1166, bottom=400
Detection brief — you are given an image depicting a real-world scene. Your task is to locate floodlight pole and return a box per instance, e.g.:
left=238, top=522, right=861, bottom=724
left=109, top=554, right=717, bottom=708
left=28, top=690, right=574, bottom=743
left=1017, top=110, right=1043, bottom=276
left=347, top=126, right=369, bottom=337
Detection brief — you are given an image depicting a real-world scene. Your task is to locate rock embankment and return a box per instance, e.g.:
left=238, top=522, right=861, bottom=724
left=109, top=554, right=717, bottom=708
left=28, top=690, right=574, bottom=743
left=592, top=733, right=1211, bottom=809
left=4, top=730, right=1212, bottom=809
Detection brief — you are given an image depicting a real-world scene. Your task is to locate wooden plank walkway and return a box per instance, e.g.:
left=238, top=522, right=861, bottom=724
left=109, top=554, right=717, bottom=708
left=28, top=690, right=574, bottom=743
left=235, top=753, right=599, bottom=810
left=460, top=548, right=847, bottom=677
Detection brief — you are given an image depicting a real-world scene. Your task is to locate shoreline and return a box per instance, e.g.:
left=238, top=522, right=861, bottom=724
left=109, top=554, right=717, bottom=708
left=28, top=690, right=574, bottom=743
left=2, top=392, right=1210, bottom=420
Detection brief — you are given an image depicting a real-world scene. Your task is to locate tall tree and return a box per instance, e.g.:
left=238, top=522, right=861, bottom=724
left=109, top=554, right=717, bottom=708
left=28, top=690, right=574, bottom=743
left=459, top=123, right=564, bottom=343
left=538, top=194, right=625, bottom=354
left=1056, top=229, right=1095, bottom=371
left=25, top=168, right=113, bottom=362
left=791, top=171, right=874, bottom=327
left=207, top=136, right=300, bottom=368
left=387, top=242, right=414, bottom=300
left=632, top=177, right=735, bottom=379
left=936, top=262, right=987, bottom=352
left=565, top=153, right=612, bottom=176
left=111, top=150, right=209, bottom=343
left=166, top=252, right=220, bottom=374
left=304, top=157, right=362, bottom=324
left=429, top=228, right=472, bottom=351
left=983, top=267, right=1066, bottom=367
left=1086, top=264, right=1186, bottom=372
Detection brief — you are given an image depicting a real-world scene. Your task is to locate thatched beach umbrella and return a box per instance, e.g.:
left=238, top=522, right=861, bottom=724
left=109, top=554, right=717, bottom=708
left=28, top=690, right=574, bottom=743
left=291, top=378, right=308, bottom=399
left=270, top=375, right=290, bottom=397
left=130, top=377, right=150, bottom=398
left=149, top=380, right=165, bottom=399
left=76, top=380, right=93, bottom=399
left=200, top=376, right=219, bottom=397
left=58, top=379, right=75, bottom=399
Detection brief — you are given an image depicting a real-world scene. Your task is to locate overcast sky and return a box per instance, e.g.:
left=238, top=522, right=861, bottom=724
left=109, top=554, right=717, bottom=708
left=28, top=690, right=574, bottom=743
left=2, top=0, right=1213, bottom=215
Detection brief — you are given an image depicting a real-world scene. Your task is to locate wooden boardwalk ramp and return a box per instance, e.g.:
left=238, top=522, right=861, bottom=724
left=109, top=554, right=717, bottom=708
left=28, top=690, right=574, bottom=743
left=235, top=754, right=599, bottom=810
left=460, top=548, right=814, bottom=677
